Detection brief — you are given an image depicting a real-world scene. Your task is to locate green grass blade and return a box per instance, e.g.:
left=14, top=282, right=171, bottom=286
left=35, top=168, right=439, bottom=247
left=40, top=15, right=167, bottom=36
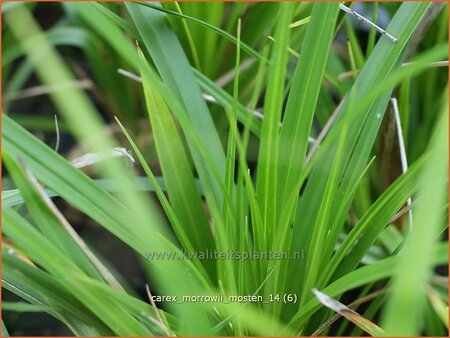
left=137, top=47, right=214, bottom=258
left=240, top=2, right=280, bottom=48
left=2, top=152, right=106, bottom=282
left=162, top=2, right=202, bottom=71
left=2, top=208, right=85, bottom=280
left=2, top=321, right=9, bottom=337
left=287, top=2, right=432, bottom=307
left=300, top=125, right=347, bottom=306
left=345, top=17, right=366, bottom=69
left=366, top=3, right=379, bottom=57
left=3, top=253, right=112, bottom=335
left=381, top=93, right=449, bottom=336
left=427, top=287, right=449, bottom=329
left=324, top=155, right=427, bottom=284
left=3, top=115, right=144, bottom=253
left=178, top=2, right=224, bottom=77
left=134, top=1, right=267, bottom=64
left=256, top=3, right=294, bottom=250
left=276, top=2, right=340, bottom=228
left=126, top=2, right=226, bottom=182
left=2, top=176, right=193, bottom=208
left=287, top=242, right=448, bottom=332
left=65, top=276, right=153, bottom=336
left=193, top=68, right=262, bottom=135
left=6, top=208, right=140, bottom=335
left=114, top=117, right=208, bottom=281
left=264, top=2, right=340, bottom=317
left=66, top=3, right=138, bottom=68
left=220, top=18, right=241, bottom=299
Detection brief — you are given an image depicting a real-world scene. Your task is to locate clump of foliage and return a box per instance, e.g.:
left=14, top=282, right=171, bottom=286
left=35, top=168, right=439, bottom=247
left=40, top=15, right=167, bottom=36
left=2, top=2, right=448, bottom=336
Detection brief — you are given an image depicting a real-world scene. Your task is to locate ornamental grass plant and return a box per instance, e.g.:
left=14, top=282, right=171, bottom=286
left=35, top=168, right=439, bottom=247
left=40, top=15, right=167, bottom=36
left=1, top=1, right=448, bottom=336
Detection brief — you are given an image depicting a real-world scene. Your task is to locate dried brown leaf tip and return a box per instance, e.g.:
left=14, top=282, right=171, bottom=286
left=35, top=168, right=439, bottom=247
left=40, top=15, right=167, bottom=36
left=312, top=288, right=385, bottom=336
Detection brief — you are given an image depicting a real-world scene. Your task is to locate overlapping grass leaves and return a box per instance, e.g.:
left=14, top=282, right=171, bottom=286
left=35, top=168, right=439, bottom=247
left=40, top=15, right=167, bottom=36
left=2, top=1, right=448, bottom=336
